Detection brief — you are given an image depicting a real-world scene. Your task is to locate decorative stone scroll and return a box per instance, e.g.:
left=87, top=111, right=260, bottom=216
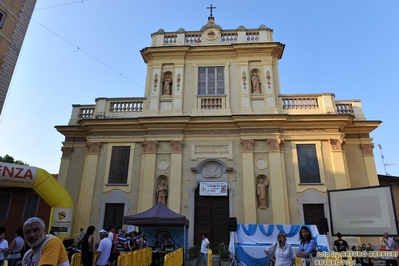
left=142, top=140, right=158, bottom=153
left=360, top=144, right=374, bottom=157
left=329, top=139, right=345, bottom=151
left=176, top=73, right=181, bottom=91
left=61, top=147, right=74, bottom=158
left=154, top=74, right=158, bottom=91
left=266, top=70, right=271, bottom=89
left=242, top=71, right=247, bottom=89
left=86, top=142, right=102, bottom=154
left=267, top=139, right=283, bottom=152
left=170, top=140, right=184, bottom=153
left=240, top=139, right=254, bottom=152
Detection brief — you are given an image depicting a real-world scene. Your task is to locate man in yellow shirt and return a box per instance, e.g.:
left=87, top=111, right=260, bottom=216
left=22, top=217, right=69, bottom=266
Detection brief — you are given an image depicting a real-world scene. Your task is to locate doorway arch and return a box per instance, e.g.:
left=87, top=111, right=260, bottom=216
left=188, top=159, right=234, bottom=248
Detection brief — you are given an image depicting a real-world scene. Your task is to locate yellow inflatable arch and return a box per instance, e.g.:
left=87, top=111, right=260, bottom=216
left=0, top=162, right=73, bottom=240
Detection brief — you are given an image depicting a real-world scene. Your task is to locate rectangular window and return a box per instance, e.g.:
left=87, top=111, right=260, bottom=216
left=108, top=146, right=130, bottom=184
left=197, top=66, right=225, bottom=95
left=0, top=192, right=12, bottom=221
left=0, top=10, right=7, bottom=28
left=297, top=144, right=321, bottom=183
left=103, top=203, right=124, bottom=231
left=22, top=192, right=40, bottom=222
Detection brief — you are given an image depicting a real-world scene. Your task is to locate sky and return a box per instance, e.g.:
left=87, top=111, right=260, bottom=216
left=0, top=0, right=398, bottom=176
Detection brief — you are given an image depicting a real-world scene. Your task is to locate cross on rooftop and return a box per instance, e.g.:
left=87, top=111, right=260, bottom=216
left=207, top=4, right=216, bottom=17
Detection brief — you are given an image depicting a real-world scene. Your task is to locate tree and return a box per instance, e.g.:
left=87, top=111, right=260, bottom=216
left=0, top=154, right=28, bottom=165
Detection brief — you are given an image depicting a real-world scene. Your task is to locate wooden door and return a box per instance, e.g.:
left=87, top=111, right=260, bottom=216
left=194, top=187, right=229, bottom=254
left=303, top=203, right=325, bottom=233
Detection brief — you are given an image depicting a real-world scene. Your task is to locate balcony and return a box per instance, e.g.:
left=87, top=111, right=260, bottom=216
left=68, top=94, right=365, bottom=125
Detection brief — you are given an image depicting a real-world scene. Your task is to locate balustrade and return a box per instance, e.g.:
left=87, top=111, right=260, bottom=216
left=221, top=32, right=238, bottom=42
left=79, top=107, right=94, bottom=118
left=164, top=34, right=177, bottom=44
left=335, top=103, right=353, bottom=114
left=281, top=97, right=319, bottom=109
left=185, top=34, right=201, bottom=43
left=110, top=101, right=143, bottom=113
left=246, top=31, right=259, bottom=41
left=200, top=97, right=224, bottom=109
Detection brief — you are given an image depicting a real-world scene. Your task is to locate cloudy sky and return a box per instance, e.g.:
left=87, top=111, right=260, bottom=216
left=0, top=0, right=398, bottom=176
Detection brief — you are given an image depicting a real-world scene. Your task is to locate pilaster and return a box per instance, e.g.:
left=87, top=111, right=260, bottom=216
left=57, top=145, right=74, bottom=187
left=75, top=142, right=101, bottom=231
left=267, top=139, right=290, bottom=223
left=240, top=139, right=257, bottom=223
left=329, top=139, right=350, bottom=189
left=168, top=140, right=184, bottom=212
left=138, top=140, right=158, bottom=212
left=360, top=143, right=379, bottom=186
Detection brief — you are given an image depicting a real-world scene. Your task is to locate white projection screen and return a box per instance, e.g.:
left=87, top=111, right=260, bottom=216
left=328, top=185, right=398, bottom=236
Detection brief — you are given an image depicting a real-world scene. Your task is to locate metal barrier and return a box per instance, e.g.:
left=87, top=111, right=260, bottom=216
left=164, top=248, right=184, bottom=266
left=207, top=249, right=213, bottom=266
left=70, top=253, right=82, bottom=266
left=116, top=248, right=152, bottom=266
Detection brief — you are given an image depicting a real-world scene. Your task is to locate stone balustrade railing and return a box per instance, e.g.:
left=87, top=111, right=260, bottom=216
left=279, top=94, right=365, bottom=120
left=152, top=26, right=274, bottom=46
left=198, top=95, right=225, bottom=110
left=68, top=94, right=365, bottom=125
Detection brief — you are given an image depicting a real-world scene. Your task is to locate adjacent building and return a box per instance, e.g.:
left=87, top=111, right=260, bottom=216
left=56, top=15, right=381, bottom=248
left=0, top=0, right=37, bottom=115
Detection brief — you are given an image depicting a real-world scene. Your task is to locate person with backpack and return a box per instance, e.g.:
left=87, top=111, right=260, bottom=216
left=333, top=232, right=349, bottom=252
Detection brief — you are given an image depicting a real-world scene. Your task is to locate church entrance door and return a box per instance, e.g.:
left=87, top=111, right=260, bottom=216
left=194, top=186, right=230, bottom=253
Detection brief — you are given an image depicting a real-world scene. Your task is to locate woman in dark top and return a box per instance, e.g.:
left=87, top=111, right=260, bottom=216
left=81, top=225, right=95, bottom=266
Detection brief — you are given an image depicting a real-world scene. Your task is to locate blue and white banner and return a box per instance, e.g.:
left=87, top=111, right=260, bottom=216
left=229, top=224, right=331, bottom=266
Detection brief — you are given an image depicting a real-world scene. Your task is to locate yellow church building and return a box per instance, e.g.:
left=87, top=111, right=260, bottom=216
left=55, top=14, right=380, bottom=248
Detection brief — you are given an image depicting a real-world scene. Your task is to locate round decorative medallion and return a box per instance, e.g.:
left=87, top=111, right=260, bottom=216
left=204, top=28, right=219, bottom=41
left=256, top=157, right=268, bottom=170
left=158, top=159, right=169, bottom=170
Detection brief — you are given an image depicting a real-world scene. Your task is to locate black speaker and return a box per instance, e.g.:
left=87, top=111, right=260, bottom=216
left=229, top=217, right=238, bottom=231
left=318, top=218, right=329, bottom=233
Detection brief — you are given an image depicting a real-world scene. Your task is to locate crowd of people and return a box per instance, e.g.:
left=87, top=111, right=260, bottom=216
left=0, top=217, right=180, bottom=266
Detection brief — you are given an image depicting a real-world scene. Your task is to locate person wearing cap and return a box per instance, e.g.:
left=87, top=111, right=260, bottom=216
left=22, top=217, right=69, bottom=266
left=95, top=230, right=112, bottom=266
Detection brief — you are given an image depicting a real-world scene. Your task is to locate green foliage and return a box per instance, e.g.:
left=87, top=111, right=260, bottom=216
left=187, top=245, right=200, bottom=260
left=0, top=154, right=28, bottom=165
left=218, top=242, right=231, bottom=261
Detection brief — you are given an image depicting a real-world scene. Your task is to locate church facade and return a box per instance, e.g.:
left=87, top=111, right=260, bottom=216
left=55, top=16, right=380, bottom=248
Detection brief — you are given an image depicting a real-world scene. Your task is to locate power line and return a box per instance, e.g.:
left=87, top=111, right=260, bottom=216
left=31, top=19, right=144, bottom=89
left=35, top=0, right=89, bottom=11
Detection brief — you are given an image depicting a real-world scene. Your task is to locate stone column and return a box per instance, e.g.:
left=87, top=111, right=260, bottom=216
left=267, top=139, right=290, bottom=224
left=240, top=139, right=257, bottom=223
left=138, top=140, right=158, bottom=212
left=360, top=143, right=379, bottom=186
left=57, top=145, right=74, bottom=187
left=329, top=139, right=350, bottom=189
left=168, top=140, right=183, bottom=212
left=75, top=141, right=101, bottom=231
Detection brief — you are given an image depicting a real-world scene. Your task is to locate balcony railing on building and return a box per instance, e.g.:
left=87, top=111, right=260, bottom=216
left=68, top=94, right=364, bottom=125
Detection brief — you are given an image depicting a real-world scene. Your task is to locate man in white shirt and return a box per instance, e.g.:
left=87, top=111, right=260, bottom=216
left=95, top=230, right=112, bottom=266
left=200, top=233, right=210, bottom=266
